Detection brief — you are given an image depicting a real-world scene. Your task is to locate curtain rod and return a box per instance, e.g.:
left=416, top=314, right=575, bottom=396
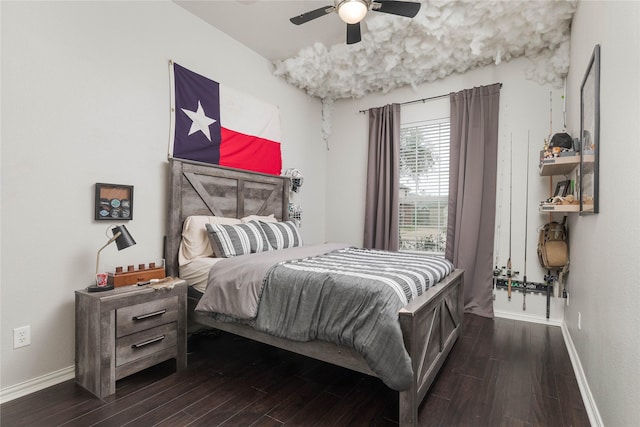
left=358, top=83, right=502, bottom=114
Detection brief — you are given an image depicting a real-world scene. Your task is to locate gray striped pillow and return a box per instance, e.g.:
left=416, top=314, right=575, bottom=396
left=205, top=222, right=272, bottom=258
left=257, top=220, right=303, bottom=250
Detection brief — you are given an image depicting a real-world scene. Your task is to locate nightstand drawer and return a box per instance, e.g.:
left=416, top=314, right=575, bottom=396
left=116, top=296, right=178, bottom=337
left=116, top=322, right=177, bottom=366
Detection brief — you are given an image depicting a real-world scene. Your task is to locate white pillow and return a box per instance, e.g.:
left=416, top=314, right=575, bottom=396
left=240, top=214, right=277, bottom=223
left=178, top=216, right=241, bottom=265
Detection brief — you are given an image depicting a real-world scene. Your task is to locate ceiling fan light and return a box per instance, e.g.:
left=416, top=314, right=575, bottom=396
left=337, top=0, right=368, bottom=24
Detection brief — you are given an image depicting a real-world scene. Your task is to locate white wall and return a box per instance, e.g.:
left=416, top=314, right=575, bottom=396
left=0, top=1, right=324, bottom=393
left=563, top=1, right=640, bottom=426
left=326, top=57, right=567, bottom=323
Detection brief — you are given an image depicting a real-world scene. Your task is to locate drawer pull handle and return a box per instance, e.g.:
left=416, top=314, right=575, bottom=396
left=132, top=309, right=166, bottom=321
left=131, top=335, right=165, bottom=349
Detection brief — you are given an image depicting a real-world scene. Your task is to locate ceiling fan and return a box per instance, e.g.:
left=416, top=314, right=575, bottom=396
left=290, top=0, right=422, bottom=45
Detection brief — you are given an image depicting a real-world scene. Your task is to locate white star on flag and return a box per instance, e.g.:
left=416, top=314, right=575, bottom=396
left=181, top=100, right=216, bottom=142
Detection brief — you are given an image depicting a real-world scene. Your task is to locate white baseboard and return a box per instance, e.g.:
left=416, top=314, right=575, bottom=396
left=560, top=321, right=603, bottom=427
left=0, top=365, right=75, bottom=404
left=494, top=310, right=563, bottom=327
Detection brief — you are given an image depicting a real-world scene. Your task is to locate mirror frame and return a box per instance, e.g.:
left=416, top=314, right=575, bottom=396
left=579, top=44, right=600, bottom=214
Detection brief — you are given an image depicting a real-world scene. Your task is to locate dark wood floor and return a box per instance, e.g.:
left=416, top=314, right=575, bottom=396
left=0, top=314, right=590, bottom=426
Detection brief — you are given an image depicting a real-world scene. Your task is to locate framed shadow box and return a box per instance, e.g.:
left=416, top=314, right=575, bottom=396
left=579, top=44, right=600, bottom=214
left=95, top=183, right=133, bottom=220
left=554, top=180, right=571, bottom=198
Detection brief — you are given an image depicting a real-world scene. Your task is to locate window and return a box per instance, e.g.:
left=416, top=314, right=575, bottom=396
left=398, top=118, right=450, bottom=254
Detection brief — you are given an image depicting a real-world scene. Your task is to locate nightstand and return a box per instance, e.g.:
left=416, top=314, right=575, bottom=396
left=75, top=278, right=187, bottom=398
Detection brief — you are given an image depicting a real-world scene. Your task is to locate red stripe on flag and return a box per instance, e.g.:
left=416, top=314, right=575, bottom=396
left=219, top=128, right=282, bottom=175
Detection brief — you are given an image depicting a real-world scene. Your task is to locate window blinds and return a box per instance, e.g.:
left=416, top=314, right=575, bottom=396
left=399, top=118, right=450, bottom=254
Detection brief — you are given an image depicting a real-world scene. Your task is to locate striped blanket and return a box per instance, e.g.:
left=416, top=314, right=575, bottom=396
left=277, top=247, right=453, bottom=305
left=254, top=247, right=454, bottom=391
left=196, top=244, right=454, bottom=391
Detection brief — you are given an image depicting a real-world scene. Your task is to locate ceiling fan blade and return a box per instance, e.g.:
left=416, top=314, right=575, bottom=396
left=373, top=1, right=421, bottom=18
left=346, top=23, right=362, bottom=45
left=290, top=5, right=335, bottom=25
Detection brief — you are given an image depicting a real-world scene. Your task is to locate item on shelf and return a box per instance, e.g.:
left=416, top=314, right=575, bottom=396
left=558, top=150, right=578, bottom=157
left=542, top=195, right=577, bottom=205
left=549, top=132, right=573, bottom=150
left=108, top=260, right=166, bottom=287
left=541, top=132, right=575, bottom=160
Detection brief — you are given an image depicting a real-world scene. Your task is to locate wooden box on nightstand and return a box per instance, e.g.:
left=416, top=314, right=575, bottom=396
left=75, top=278, right=187, bottom=398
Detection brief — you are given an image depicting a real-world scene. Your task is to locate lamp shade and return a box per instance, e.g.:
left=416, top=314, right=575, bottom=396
left=112, top=225, right=136, bottom=250
left=338, top=0, right=368, bottom=24
left=96, top=224, right=136, bottom=275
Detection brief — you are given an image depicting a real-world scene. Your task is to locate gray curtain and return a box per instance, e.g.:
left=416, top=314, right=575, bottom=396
left=446, top=84, right=501, bottom=318
left=364, top=103, right=400, bottom=251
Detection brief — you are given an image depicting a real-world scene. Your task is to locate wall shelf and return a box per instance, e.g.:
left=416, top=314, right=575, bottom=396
left=538, top=151, right=584, bottom=213
left=539, top=155, right=580, bottom=176
left=539, top=203, right=580, bottom=212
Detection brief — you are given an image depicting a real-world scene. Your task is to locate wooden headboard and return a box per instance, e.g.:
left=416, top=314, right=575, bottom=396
left=165, top=158, right=290, bottom=277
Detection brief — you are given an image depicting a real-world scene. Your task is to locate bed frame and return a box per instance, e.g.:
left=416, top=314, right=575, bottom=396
left=165, top=158, right=464, bottom=426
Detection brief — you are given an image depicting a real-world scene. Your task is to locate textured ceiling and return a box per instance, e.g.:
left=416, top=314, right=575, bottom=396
left=177, top=0, right=577, bottom=100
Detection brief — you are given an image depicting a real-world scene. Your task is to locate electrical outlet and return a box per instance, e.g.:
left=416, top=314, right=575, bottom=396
left=13, top=325, right=31, bottom=348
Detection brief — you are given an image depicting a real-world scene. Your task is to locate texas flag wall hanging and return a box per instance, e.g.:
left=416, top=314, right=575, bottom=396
left=169, top=61, right=282, bottom=175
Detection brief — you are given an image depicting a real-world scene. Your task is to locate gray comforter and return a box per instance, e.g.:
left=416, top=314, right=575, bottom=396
left=195, top=244, right=454, bottom=391
left=195, top=244, right=349, bottom=319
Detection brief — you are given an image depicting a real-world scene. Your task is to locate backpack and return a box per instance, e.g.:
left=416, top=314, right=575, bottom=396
left=537, top=219, right=569, bottom=270
left=549, top=132, right=574, bottom=150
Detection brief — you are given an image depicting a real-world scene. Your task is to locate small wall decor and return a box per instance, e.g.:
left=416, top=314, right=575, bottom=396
left=579, top=44, right=600, bottom=214
left=95, top=183, right=134, bottom=220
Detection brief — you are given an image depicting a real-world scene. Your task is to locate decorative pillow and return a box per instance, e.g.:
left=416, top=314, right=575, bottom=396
left=178, top=216, right=241, bottom=265
left=240, top=214, right=277, bottom=223
left=257, top=220, right=303, bottom=250
left=205, top=222, right=272, bottom=258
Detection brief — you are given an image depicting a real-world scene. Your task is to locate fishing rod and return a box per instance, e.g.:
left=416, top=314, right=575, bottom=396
left=523, top=132, right=530, bottom=311
left=493, top=144, right=505, bottom=283
left=507, top=135, right=513, bottom=301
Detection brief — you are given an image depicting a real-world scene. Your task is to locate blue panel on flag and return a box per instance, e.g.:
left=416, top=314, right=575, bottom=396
left=173, top=63, right=221, bottom=164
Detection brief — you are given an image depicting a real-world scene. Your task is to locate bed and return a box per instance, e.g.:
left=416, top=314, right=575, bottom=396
left=165, top=158, right=464, bottom=426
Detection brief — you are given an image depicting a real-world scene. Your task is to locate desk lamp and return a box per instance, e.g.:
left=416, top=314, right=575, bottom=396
left=92, top=225, right=136, bottom=291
